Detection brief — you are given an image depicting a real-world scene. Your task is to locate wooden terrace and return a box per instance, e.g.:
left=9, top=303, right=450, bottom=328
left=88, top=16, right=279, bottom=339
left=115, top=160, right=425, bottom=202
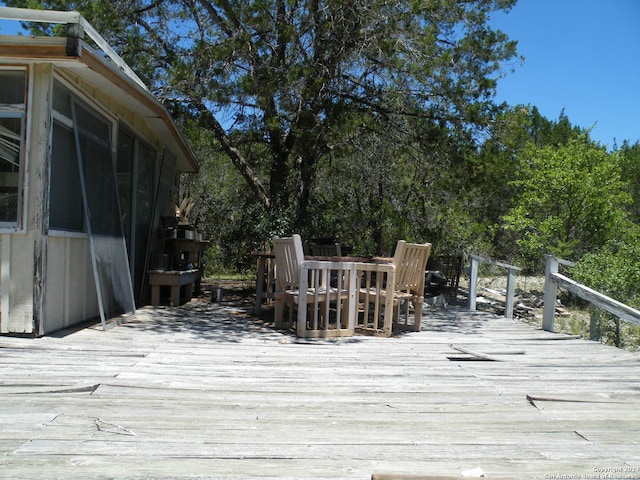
left=0, top=284, right=639, bottom=479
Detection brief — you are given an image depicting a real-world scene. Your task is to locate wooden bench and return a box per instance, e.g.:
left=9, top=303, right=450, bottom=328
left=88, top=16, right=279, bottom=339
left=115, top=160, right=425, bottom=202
left=148, top=269, right=199, bottom=307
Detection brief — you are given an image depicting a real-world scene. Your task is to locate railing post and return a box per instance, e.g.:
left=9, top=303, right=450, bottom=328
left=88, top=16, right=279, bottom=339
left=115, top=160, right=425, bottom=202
left=590, top=306, right=601, bottom=341
left=543, top=255, right=559, bottom=332
left=504, top=267, right=517, bottom=319
left=468, top=255, right=479, bottom=311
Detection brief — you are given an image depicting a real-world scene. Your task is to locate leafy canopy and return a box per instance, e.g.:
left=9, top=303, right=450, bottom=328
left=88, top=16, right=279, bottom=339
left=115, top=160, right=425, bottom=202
left=501, top=136, right=631, bottom=270
left=8, top=0, right=519, bottom=235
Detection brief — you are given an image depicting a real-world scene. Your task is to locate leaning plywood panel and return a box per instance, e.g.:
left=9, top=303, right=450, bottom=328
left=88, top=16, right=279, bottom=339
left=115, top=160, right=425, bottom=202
left=44, top=236, right=98, bottom=334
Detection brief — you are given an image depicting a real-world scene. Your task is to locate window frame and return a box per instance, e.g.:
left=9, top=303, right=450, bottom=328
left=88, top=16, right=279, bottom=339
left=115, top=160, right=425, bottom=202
left=0, top=66, right=29, bottom=233
left=48, top=75, right=119, bottom=238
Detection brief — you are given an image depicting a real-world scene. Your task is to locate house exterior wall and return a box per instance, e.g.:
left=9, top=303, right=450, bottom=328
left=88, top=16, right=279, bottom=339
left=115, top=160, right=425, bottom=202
left=0, top=62, right=176, bottom=336
left=0, top=63, right=51, bottom=334
left=0, top=33, right=196, bottom=337
left=44, top=235, right=98, bottom=333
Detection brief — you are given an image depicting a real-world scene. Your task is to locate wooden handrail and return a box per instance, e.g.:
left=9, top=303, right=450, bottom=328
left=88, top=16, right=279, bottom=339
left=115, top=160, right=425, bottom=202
left=543, top=254, right=640, bottom=333
left=468, top=254, right=522, bottom=319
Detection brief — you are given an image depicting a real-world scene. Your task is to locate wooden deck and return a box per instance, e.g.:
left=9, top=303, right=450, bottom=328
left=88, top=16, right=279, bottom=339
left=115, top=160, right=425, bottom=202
left=1, top=290, right=639, bottom=480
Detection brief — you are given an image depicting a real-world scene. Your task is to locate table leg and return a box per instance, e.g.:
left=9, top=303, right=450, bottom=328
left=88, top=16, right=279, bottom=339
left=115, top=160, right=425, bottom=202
left=151, top=285, right=160, bottom=306
left=346, top=268, right=357, bottom=330
left=184, top=283, right=194, bottom=301
left=254, top=256, right=266, bottom=315
left=170, top=286, right=181, bottom=307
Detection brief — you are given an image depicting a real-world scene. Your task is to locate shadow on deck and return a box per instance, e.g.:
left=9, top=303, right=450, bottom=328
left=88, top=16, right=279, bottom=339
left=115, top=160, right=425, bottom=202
left=1, top=279, right=638, bottom=479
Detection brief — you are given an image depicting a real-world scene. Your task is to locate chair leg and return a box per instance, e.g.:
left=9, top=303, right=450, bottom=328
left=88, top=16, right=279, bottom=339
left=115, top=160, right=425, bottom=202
left=287, top=298, right=294, bottom=327
left=393, top=302, right=401, bottom=329
left=413, top=296, right=423, bottom=332
left=274, top=296, right=286, bottom=329
left=340, top=299, right=349, bottom=329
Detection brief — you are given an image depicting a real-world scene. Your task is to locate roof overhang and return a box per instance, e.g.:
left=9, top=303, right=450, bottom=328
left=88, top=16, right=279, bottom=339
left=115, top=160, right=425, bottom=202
left=0, top=9, right=198, bottom=173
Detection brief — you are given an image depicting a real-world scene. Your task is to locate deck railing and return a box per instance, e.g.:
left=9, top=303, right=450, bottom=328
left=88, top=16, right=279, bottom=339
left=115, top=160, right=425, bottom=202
left=468, top=255, right=522, bottom=319
left=542, top=254, right=640, bottom=336
left=0, top=6, right=148, bottom=91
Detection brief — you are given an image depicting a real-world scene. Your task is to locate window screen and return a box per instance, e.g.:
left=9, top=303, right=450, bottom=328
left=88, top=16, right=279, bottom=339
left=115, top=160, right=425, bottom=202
left=50, top=80, right=135, bottom=328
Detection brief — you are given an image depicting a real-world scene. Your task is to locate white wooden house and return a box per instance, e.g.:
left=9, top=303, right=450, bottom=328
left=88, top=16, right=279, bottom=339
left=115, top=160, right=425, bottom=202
left=0, top=8, right=199, bottom=335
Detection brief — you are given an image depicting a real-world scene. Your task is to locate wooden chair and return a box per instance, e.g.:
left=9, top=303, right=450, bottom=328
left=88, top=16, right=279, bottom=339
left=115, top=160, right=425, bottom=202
left=298, top=259, right=357, bottom=338
left=309, top=241, right=342, bottom=257
left=359, top=240, right=432, bottom=332
left=272, top=234, right=305, bottom=330
left=425, top=254, right=463, bottom=301
left=272, top=235, right=353, bottom=336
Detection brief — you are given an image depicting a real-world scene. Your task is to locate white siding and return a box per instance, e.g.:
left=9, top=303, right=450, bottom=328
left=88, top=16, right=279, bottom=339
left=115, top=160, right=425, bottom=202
left=44, top=235, right=98, bottom=333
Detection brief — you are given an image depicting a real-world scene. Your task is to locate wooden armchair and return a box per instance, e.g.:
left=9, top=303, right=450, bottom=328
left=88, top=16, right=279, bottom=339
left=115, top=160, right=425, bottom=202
left=272, top=234, right=305, bottom=330
left=359, top=240, right=432, bottom=332
left=272, top=235, right=354, bottom=336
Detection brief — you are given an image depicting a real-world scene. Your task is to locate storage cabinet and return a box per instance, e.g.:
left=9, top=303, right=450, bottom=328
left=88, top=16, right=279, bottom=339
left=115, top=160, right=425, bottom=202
left=148, top=219, right=208, bottom=306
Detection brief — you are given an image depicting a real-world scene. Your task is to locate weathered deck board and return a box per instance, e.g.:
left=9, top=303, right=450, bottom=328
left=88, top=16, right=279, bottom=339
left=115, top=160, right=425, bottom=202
left=0, top=299, right=639, bottom=479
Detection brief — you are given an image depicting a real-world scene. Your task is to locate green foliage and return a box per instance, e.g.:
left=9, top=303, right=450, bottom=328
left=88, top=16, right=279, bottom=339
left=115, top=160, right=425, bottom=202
left=471, top=106, right=590, bottom=262
left=11, top=0, right=640, bottom=285
left=618, top=140, right=640, bottom=224
left=500, top=136, right=631, bottom=271
left=571, top=226, right=640, bottom=309
left=6, top=0, right=520, bottom=243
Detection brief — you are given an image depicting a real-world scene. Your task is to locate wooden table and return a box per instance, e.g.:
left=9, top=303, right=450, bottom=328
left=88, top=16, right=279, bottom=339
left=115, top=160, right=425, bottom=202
left=256, top=251, right=397, bottom=337
left=164, top=239, right=208, bottom=293
left=148, top=269, right=200, bottom=307
left=252, top=253, right=393, bottom=316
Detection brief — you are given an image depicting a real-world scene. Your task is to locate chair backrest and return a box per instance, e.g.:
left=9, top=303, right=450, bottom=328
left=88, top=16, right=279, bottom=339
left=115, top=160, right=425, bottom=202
left=272, top=234, right=305, bottom=290
left=426, top=254, right=463, bottom=293
left=392, top=240, right=432, bottom=294
left=309, top=242, right=342, bottom=257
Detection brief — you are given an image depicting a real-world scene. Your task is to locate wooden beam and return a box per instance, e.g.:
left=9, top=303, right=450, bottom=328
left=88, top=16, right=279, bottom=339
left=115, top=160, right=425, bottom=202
left=0, top=6, right=82, bottom=24
left=0, top=44, right=68, bottom=59
left=552, top=271, right=640, bottom=327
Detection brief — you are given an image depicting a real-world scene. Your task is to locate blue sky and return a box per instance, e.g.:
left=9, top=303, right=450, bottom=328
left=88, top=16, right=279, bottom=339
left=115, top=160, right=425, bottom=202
left=491, top=0, right=640, bottom=149
left=2, top=1, right=638, bottom=148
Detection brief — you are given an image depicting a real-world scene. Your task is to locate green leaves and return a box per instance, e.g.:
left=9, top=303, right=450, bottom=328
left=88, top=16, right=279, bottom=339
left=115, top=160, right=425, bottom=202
left=501, top=136, right=631, bottom=270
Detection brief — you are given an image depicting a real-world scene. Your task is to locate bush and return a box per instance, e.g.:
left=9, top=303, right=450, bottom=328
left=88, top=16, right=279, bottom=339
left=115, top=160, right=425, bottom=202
left=570, top=227, right=640, bottom=349
left=570, top=227, right=640, bottom=309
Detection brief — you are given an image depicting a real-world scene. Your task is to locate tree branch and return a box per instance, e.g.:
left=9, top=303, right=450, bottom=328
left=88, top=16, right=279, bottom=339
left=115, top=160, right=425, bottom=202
left=190, top=97, right=271, bottom=212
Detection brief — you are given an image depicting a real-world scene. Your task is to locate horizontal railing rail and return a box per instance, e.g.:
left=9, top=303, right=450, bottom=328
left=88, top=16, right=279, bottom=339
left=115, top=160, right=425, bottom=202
left=0, top=6, right=148, bottom=91
left=468, top=255, right=522, bottom=319
left=543, top=254, right=640, bottom=333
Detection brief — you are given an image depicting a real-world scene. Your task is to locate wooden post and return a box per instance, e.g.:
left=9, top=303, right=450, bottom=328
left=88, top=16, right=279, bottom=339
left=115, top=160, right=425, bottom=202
left=468, top=255, right=478, bottom=311
left=542, top=255, right=558, bottom=332
left=65, top=22, right=84, bottom=57
left=254, top=254, right=266, bottom=315
left=505, top=267, right=517, bottom=319
left=590, top=306, right=600, bottom=341
left=32, top=64, right=54, bottom=336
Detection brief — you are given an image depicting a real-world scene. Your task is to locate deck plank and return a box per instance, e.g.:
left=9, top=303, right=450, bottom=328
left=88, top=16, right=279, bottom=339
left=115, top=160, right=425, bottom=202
left=0, top=300, right=639, bottom=479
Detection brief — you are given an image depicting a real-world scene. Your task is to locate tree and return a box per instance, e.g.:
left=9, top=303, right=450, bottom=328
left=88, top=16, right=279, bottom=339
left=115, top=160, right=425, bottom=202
left=618, top=140, right=640, bottom=224
left=10, top=0, right=520, bottom=241
left=470, top=106, right=589, bottom=258
left=501, top=136, right=632, bottom=271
